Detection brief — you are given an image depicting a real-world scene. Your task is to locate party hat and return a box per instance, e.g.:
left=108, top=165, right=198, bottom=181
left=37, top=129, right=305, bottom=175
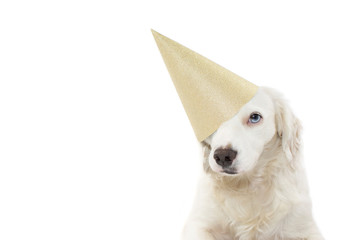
left=152, top=30, right=258, bottom=142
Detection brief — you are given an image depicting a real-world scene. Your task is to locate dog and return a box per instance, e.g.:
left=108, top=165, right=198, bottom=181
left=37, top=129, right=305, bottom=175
left=182, top=87, right=324, bottom=240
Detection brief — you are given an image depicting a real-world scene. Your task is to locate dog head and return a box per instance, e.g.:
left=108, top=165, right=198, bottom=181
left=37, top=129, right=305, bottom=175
left=202, top=87, right=302, bottom=176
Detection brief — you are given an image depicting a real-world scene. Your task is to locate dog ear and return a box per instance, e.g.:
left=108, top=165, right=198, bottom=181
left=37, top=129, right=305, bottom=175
left=272, top=90, right=302, bottom=161
left=200, top=140, right=212, bottom=173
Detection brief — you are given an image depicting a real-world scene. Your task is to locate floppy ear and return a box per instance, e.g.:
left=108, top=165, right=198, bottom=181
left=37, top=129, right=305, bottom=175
left=200, top=140, right=212, bottom=173
left=271, top=90, right=302, bottom=161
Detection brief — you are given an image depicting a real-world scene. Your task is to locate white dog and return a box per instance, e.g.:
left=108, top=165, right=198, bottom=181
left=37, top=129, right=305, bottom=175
left=182, top=87, right=324, bottom=240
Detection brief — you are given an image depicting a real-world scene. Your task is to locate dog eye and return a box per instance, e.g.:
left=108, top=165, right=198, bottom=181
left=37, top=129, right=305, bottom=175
left=248, top=113, right=262, bottom=124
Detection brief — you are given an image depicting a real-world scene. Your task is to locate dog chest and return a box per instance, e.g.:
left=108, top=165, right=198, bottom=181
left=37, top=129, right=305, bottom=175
left=213, top=186, right=291, bottom=239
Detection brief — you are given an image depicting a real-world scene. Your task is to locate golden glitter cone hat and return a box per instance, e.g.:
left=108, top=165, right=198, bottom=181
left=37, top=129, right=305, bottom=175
left=152, top=30, right=258, bottom=142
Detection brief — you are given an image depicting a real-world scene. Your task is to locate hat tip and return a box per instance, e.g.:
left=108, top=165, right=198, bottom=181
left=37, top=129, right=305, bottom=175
left=151, top=29, right=159, bottom=36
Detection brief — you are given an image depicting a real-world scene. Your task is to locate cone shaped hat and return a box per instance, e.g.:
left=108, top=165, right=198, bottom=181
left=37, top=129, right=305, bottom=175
left=152, top=30, right=258, bottom=142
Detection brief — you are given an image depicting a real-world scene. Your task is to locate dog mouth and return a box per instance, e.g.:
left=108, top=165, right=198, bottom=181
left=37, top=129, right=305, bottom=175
left=221, top=169, right=238, bottom=175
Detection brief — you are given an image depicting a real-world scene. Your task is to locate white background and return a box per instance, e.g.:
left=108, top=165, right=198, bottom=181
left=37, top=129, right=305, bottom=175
left=1, top=1, right=359, bottom=239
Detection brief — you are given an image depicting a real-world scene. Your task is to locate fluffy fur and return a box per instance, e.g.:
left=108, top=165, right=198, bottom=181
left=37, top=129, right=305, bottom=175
left=182, top=87, right=324, bottom=240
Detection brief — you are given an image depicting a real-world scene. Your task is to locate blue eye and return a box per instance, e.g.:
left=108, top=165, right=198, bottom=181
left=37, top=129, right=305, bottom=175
left=249, top=113, right=262, bottom=124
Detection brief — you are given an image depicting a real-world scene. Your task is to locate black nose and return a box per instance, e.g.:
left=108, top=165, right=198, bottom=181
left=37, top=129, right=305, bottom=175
left=213, top=148, right=237, bottom=168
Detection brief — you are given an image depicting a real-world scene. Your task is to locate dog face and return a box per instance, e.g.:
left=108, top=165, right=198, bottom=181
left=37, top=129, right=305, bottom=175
left=205, top=88, right=276, bottom=175
left=203, top=87, right=301, bottom=176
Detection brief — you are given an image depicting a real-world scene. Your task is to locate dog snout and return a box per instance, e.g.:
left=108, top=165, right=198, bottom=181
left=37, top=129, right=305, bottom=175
left=213, top=148, right=237, bottom=168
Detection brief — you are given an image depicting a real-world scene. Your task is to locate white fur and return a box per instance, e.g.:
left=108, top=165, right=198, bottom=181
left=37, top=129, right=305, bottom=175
left=182, top=87, right=324, bottom=240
